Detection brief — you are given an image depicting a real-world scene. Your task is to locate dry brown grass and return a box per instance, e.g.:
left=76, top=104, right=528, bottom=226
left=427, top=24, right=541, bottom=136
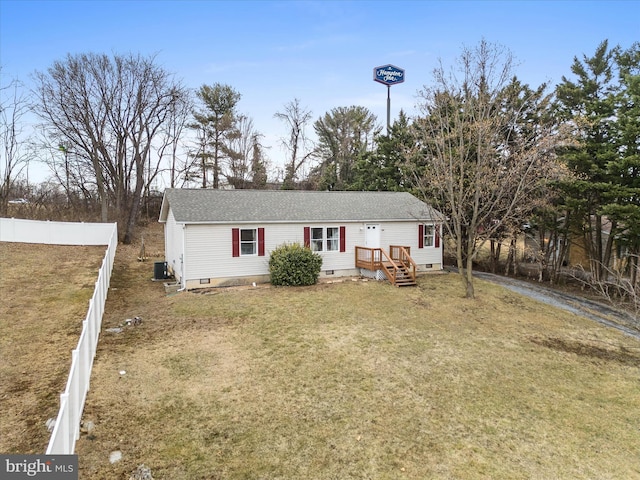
left=70, top=223, right=640, bottom=479
left=5, top=223, right=640, bottom=479
left=0, top=241, right=105, bottom=453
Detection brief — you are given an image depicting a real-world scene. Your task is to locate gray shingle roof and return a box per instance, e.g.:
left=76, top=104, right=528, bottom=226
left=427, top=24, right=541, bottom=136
left=160, top=189, right=441, bottom=224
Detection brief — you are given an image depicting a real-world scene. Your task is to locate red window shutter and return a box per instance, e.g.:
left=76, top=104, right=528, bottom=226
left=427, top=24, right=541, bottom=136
left=232, top=228, right=240, bottom=257
left=339, top=226, right=346, bottom=252
left=418, top=224, right=424, bottom=249
left=435, top=224, right=440, bottom=248
left=304, top=227, right=310, bottom=248
left=258, top=228, right=265, bottom=256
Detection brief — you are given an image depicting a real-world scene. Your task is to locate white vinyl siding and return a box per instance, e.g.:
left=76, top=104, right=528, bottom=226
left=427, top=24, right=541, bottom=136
left=164, top=209, right=184, bottom=281
left=177, top=216, right=442, bottom=285
left=378, top=221, right=442, bottom=269
left=184, top=222, right=359, bottom=282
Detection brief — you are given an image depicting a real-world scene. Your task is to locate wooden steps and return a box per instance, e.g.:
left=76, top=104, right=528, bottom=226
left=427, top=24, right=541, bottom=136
left=382, top=262, right=417, bottom=287
left=355, top=246, right=417, bottom=287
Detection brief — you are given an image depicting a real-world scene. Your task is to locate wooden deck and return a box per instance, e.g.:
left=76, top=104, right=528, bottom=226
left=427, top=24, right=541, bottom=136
left=355, top=246, right=417, bottom=287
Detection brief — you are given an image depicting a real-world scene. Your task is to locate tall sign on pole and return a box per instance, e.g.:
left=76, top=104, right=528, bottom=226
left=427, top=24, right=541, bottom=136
left=373, top=64, right=405, bottom=133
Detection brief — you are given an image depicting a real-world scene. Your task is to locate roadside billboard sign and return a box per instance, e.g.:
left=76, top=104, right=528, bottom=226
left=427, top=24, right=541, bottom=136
left=373, top=64, right=405, bottom=86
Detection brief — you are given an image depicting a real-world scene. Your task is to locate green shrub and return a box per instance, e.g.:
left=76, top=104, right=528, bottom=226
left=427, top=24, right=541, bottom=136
left=269, top=243, right=323, bottom=286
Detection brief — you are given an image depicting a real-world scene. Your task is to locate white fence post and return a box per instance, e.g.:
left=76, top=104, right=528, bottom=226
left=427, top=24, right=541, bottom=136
left=69, top=350, right=80, bottom=443
left=61, top=393, right=70, bottom=454
left=79, top=324, right=90, bottom=396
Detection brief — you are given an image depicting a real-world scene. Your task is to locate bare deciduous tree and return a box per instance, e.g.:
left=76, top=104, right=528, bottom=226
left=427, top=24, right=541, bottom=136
left=155, top=89, right=192, bottom=189
left=0, top=73, right=32, bottom=214
left=33, top=53, right=189, bottom=243
left=226, top=115, right=259, bottom=189
left=570, top=258, right=639, bottom=326
left=274, top=98, right=315, bottom=189
left=410, top=40, right=567, bottom=298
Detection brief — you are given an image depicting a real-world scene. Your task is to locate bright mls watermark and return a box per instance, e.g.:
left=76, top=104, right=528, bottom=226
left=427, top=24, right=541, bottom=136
left=1, top=455, right=78, bottom=479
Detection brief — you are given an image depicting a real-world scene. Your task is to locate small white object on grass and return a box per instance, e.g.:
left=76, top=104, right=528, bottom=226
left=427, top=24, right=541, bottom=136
left=45, top=418, right=56, bottom=432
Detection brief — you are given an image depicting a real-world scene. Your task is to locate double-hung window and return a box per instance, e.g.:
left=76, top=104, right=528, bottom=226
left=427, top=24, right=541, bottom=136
left=423, top=225, right=434, bottom=247
left=310, top=227, right=324, bottom=252
left=419, top=224, right=440, bottom=249
left=240, top=228, right=257, bottom=255
left=326, top=227, right=339, bottom=251
left=305, top=226, right=345, bottom=252
left=232, top=227, right=265, bottom=257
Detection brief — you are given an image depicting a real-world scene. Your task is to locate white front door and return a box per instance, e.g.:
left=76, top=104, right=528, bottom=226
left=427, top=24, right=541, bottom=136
left=364, top=224, right=380, bottom=249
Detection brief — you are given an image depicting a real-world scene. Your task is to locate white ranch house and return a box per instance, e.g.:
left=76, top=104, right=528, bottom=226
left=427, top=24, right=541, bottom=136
left=159, top=189, right=443, bottom=289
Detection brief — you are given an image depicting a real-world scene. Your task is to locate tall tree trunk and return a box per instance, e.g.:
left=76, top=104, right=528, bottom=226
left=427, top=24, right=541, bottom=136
left=123, top=193, right=142, bottom=244
left=93, top=158, right=108, bottom=222
left=213, top=156, right=219, bottom=189
left=201, top=152, right=207, bottom=188
left=602, top=218, right=617, bottom=278
left=489, top=240, right=501, bottom=273
left=594, top=214, right=603, bottom=280
left=463, top=229, right=476, bottom=299
left=465, top=253, right=475, bottom=299
left=504, top=236, right=516, bottom=276
left=122, top=155, right=145, bottom=244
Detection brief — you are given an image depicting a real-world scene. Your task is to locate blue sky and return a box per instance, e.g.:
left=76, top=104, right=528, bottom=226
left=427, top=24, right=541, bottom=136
left=1, top=0, right=638, bottom=183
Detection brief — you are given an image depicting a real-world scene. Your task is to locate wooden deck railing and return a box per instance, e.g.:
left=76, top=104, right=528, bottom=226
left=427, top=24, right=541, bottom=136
left=389, top=245, right=417, bottom=281
left=355, top=246, right=416, bottom=286
left=355, top=246, right=383, bottom=271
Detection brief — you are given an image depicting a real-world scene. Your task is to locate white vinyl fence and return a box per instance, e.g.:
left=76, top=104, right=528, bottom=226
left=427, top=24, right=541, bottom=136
left=0, top=217, right=116, bottom=245
left=0, top=218, right=118, bottom=454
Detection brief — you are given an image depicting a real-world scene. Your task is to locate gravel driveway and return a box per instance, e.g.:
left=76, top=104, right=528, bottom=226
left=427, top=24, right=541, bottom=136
left=473, top=271, right=640, bottom=341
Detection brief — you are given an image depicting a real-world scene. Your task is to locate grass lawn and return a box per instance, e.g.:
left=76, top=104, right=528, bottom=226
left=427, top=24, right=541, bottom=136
left=73, top=224, right=640, bottom=479
left=0, top=242, right=105, bottom=453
